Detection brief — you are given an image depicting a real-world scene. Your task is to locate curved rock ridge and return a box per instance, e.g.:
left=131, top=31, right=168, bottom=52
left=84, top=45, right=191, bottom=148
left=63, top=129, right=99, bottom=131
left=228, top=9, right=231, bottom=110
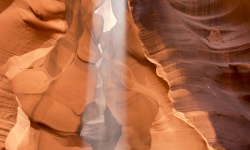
left=0, top=0, right=62, bottom=148
left=0, top=0, right=250, bottom=150
left=2, top=0, right=120, bottom=149
left=97, top=0, right=208, bottom=149
left=129, top=0, right=250, bottom=149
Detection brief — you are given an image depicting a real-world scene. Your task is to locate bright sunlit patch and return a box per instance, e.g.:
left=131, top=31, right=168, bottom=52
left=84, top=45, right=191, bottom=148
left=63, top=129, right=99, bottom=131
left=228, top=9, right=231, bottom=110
left=95, top=0, right=117, bottom=32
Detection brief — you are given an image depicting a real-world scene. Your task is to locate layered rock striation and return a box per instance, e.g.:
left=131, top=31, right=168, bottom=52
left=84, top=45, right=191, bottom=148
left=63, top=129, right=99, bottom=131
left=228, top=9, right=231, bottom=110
left=0, top=0, right=249, bottom=150
left=129, top=0, right=250, bottom=149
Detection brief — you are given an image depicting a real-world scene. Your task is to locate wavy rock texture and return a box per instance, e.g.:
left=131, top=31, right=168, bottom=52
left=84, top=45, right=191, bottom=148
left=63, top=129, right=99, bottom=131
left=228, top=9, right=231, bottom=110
left=0, top=0, right=62, bottom=148
left=129, top=0, right=250, bottom=149
left=98, top=1, right=208, bottom=149
left=0, top=0, right=250, bottom=150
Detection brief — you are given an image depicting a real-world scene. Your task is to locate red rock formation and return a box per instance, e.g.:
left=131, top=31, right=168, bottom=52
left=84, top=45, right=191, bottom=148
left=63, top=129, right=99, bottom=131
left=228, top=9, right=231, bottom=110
left=0, top=0, right=250, bottom=150
left=129, top=0, right=250, bottom=149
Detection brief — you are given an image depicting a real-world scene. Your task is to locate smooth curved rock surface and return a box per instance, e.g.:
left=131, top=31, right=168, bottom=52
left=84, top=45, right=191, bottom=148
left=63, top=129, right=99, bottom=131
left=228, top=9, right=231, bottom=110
left=0, top=0, right=249, bottom=150
left=129, top=0, right=250, bottom=149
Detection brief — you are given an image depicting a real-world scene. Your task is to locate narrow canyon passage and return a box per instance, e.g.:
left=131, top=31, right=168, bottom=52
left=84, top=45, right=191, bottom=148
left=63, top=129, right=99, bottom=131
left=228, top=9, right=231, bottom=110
left=0, top=0, right=249, bottom=150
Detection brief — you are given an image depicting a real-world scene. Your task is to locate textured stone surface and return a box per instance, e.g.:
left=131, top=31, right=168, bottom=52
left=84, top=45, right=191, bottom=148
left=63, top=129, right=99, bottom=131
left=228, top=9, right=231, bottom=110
left=129, top=0, right=250, bottom=149
left=0, top=0, right=250, bottom=150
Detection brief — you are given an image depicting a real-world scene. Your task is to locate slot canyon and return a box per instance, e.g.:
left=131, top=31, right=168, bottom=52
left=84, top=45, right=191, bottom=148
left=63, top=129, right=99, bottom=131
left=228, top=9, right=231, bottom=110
left=0, top=0, right=250, bottom=150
